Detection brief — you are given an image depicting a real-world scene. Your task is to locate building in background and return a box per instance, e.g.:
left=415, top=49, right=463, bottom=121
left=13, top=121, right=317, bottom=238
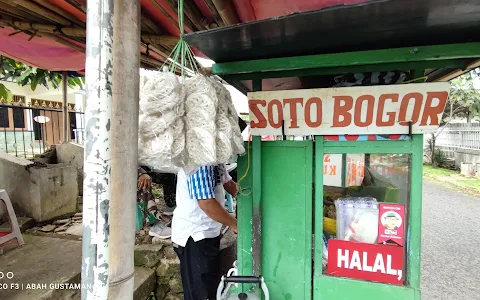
left=0, top=81, right=85, bottom=158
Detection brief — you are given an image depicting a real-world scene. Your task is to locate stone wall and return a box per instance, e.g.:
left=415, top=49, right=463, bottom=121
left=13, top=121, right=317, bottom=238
left=455, top=148, right=480, bottom=168
left=0, top=152, right=78, bottom=221
left=134, top=231, right=237, bottom=300
left=56, top=143, right=84, bottom=196
left=134, top=240, right=184, bottom=299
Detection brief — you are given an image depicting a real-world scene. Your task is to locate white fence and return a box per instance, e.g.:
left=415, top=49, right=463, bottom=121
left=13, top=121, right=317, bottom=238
left=435, top=123, right=480, bottom=158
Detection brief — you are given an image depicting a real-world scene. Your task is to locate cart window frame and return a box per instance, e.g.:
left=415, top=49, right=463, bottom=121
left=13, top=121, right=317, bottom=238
left=314, top=135, right=424, bottom=299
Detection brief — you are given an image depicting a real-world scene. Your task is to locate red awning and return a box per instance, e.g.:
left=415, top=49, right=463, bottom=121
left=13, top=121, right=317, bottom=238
left=0, top=0, right=368, bottom=71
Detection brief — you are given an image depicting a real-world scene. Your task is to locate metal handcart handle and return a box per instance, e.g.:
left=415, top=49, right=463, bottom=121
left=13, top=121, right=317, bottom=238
left=216, top=275, right=270, bottom=300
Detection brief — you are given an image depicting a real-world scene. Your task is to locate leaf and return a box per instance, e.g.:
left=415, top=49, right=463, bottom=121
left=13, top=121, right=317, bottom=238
left=0, top=83, right=13, bottom=103
left=72, top=77, right=82, bottom=86
left=16, top=69, right=32, bottom=82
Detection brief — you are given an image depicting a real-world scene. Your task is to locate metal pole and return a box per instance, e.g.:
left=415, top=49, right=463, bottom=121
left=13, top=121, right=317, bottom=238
left=81, top=0, right=113, bottom=299
left=108, top=0, right=140, bottom=298
left=62, top=71, right=69, bottom=143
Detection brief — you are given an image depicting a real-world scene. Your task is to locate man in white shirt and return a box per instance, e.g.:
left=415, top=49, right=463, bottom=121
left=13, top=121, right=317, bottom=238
left=172, top=164, right=238, bottom=300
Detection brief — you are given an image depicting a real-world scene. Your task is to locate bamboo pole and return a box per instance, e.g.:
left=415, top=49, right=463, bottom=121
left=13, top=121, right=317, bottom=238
left=141, top=34, right=178, bottom=49
left=142, top=15, right=164, bottom=34
left=11, top=0, right=72, bottom=25
left=81, top=0, right=113, bottom=299
left=38, top=32, right=86, bottom=53
left=0, top=1, right=47, bottom=22
left=0, top=19, right=86, bottom=36
left=108, top=0, right=140, bottom=298
left=212, top=0, right=240, bottom=25
left=204, top=0, right=226, bottom=27
left=0, top=19, right=179, bottom=49
left=31, top=0, right=85, bottom=26
left=183, top=0, right=209, bottom=29
left=164, top=0, right=208, bottom=30
left=149, top=0, right=180, bottom=31
left=164, top=0, right=199, bottom=31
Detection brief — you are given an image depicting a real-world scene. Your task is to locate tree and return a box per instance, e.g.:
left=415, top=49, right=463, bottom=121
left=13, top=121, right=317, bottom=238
left=0, top=55, right=84, bottom=103
left=427, top=69, right=480, bottom=166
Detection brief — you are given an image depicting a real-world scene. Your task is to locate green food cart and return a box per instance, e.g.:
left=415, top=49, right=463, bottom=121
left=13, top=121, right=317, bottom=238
left=185, top=1, right=480, bottom=299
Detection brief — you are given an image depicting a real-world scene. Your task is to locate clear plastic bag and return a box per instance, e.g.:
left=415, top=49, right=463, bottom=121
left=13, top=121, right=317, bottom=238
left=335, top=197, right=379, bottom=244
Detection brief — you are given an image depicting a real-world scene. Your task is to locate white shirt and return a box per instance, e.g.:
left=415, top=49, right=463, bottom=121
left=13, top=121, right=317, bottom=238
left=171, top=165, right=231, bottom=247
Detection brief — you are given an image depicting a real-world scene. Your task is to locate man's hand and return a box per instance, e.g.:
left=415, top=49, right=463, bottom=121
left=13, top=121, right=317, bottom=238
left=138, top=174, right=152, bottom=191
left=223, top=180, right=239, bottom=197
left=232, top=223, right=238, bottom=234
left=198, top=199, right=237, bottom=229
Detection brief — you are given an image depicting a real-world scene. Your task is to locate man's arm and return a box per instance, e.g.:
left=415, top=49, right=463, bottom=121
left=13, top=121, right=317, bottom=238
left=198, top=199, right=237, bottom=231
left=188, top=166, right=238, bottom=232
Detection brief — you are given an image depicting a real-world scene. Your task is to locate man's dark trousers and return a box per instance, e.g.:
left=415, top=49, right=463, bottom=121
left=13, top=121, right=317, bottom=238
left=174, top=236, right=221, bottom=300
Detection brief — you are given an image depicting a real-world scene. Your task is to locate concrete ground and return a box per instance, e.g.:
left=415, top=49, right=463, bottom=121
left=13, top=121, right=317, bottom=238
left=0, top=235, right=82, bottom=300
left=0, top=235, right=154, bottom=300
left=421, top=181, right=480, bottom=300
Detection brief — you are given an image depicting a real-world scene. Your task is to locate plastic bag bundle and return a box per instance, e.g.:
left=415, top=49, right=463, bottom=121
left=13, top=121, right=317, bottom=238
left=225, top=93, right=245, bottom=156
left=335, top=197, right=379, bottom=244
left=138, top=71, right=184, bottom=173
left=185, top=75, right=217, bottom=167
left=210, top=78, right=245, bottom=156
left=209, top=78, right=234, bottom=164
left=137, top=130, right=174, bottom=170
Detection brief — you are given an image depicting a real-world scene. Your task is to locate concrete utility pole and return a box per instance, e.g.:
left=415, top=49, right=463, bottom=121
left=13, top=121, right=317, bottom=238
left=108, top=0, right=141, bottom=299
left=81, top=0, right=113, bottom=299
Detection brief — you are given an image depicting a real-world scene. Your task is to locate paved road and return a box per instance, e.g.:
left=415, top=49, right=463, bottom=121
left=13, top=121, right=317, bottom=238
left=422, top=181, right=480, bottom=300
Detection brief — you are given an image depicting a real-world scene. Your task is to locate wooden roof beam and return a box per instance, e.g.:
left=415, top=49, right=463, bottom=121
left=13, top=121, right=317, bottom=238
left=0, top=19, right=179, bottom=49
left=32, top=0, right=85, bottom=27
left=164, top=0, right=204, bottom=31
left=203, top=0, right=225, bottom=27
left=8, top=0, right=73, bottom=25
left=212, top=0, right=239, bottom=26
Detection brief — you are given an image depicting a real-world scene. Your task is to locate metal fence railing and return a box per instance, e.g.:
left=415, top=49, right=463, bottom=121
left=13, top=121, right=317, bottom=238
left=434, top=123, right=480, bottom=158
left=0, top=104, right=85, bottom=158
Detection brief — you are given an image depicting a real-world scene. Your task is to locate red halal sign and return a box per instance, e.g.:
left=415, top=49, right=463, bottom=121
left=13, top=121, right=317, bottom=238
left=327, top=240, right=404, bottom=285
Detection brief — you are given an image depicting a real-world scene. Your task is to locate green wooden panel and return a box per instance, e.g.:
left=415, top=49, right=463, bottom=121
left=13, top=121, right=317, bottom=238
left=259, top=141, right=313, bottom=299
left=315, top=276, right=416, bottom=300
left=408, top=135, right=424, bottom=288
left=252, top=135, right=262, bottom=276
left=314, top=136, right=325, bottom=282
left=237, top=142, right=253, bottom=279
left=212, top=42, right=480, bottom=76
left=222, top=59, right=469, bottom=81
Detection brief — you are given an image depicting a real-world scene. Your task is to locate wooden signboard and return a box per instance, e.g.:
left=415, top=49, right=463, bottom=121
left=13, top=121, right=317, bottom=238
left=248, top=83, right=450, bottom=136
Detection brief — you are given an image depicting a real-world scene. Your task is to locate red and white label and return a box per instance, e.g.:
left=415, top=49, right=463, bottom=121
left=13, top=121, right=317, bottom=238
left=248, top=82, right=449, bottom=136
left=327, top=240, right=404, bottom=285
left=378, top=203, right=406, bottom=246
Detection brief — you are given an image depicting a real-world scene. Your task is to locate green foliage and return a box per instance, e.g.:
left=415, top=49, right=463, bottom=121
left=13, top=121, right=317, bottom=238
left=443, top=70, right=480, bottom=124
left=433, top=148, right=447, bottom=167
left=0, top=82, right=12, bottom=103
left=0, top=55, right=84, bottom=103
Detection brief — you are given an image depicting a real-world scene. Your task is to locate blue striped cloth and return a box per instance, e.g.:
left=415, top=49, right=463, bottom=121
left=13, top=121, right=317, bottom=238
left=187, top=166, right=219, bottom=200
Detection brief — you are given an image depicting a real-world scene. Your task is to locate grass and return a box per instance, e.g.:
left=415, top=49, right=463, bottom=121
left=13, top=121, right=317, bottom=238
left=423, top=165, right=457, bottom=177
left=423, top=164, right=480, bottom=194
